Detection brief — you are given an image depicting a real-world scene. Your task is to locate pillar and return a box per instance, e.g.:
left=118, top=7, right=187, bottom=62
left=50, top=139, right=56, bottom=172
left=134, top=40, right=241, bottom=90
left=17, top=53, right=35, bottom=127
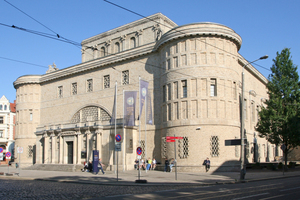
left=77, top=131, right=82, bottom=164
left=73, top=134, right=77, bottom=164
left=86, top=130, right=91, bottom=161
left=96, top=130, right=102, bottom=158
left=59, top=133, right=63, bottom=164
left=51, top=133, right=56, bottom=163
left=44, top=133, right=49, bottom=164
left=36, top=135, right=43, bottom=164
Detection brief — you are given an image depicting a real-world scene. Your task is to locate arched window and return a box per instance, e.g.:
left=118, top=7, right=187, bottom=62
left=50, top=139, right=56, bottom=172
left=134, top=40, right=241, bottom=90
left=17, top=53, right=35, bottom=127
left=4, top=105, right=7, bottom=110
left=100, top=47, right=106, bottom=57
left=115, top=42, right=120, bottom=53
left=130, top=37, right=136, bottom=48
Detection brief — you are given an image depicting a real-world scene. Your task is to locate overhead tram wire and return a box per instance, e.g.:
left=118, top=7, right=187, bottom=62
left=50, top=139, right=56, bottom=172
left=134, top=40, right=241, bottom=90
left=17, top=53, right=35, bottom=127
left=0, top=56, right=48, bottom=69
left=103, top=0, right=271, bottom=73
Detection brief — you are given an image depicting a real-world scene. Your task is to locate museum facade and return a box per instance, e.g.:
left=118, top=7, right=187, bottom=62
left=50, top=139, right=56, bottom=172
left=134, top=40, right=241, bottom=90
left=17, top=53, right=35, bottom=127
left=13, top=13, right=279, bottom=171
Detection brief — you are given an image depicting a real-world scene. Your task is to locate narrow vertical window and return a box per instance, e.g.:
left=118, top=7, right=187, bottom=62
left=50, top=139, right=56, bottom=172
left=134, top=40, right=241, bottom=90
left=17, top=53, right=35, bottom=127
left=122, top=70, right=129, bottom=85
left=173, top=81, right=178, bottom=99
left=0, top=105, right=2, bottom=110
left=130, top=37, right=136, bottom=48
left=72, top=82, right=77, bottom=95
left=174, top=102, right=179, bottom=120
left=167, top=59, right=171, bottom=70
left=173, top=57, right=178, bottom=68
left=104, top=75, right=110, bottom=89
left=211, top=136, right=219, bottom=157
left=210, top=78, right=217, bottom=96
left=233, top=81, right=237, bottom=100
left=30, top=112, right=33, bottom=121
left=58, top=86, right=63, bottom=98
left=100, top=47, right=106, bottom=57
left=182, top=80, right=187, bottom=98
left=115, top=42, right=120, bottom=53
left=167, top=83, right=171, bottom=101
left=87, top=79, right=93, bottom=92
left=167, top=103, right=171, bottom=121
left=181, top=55, right=187, bottom=66
left=4, top=105, right=7, bottom=110
left=162, top=85, right=166, bottom=102
left=0, top=130, right=3, bottom=138
left=0, top=117, right=3, bottom=124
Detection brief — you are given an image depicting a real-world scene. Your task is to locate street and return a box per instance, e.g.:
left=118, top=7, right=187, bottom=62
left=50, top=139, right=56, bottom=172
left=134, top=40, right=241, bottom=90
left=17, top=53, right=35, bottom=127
left=0, top=176, right=300, bottom=199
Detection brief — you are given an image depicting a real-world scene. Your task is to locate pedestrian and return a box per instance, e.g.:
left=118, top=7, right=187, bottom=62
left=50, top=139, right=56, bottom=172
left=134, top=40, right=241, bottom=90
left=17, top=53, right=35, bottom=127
left=146, top=157, right=152, bottom=171
left=169, top=158, right=175, bottom=172
left=204, top=157, right=210, bottom=172
left=88, top=161, right=93, bottom=172
left=152, top=158, right=156, bottom=170
left=81, top=161, right=88, bottom=172
left=96, top=158, right=105, bottom=175
left=164, top=158, right=169, bottom=172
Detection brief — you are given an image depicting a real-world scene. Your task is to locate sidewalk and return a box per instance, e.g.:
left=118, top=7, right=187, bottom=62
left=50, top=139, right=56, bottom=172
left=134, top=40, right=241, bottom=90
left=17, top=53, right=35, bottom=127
left=0, top=166, right=300, bottom=186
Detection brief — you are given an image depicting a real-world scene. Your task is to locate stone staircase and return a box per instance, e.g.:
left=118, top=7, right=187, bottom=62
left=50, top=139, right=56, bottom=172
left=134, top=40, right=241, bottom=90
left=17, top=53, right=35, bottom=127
left=24, top=164, right=83, bottom=172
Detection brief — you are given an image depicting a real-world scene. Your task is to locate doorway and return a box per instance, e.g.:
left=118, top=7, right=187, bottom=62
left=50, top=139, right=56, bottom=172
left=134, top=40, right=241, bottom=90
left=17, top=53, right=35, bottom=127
left=67, top=142, right=73, bottom=164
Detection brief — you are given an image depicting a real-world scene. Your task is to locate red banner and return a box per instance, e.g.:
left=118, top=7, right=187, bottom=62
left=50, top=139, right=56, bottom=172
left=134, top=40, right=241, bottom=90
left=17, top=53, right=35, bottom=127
left=166, top=136, right=183, bottom=140
left=166, top=139, right=175, bottom=142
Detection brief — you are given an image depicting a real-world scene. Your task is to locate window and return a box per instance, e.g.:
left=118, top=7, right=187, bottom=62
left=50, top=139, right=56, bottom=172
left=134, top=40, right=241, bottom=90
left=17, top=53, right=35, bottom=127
left=182, top=80, right=187, bottom=98
left=173, top=81, right=178, bottom=99
left=28, top=145, right=33, bottom=158
left=167, top=59, right=171, bottom=70
left=87, top=79, right=93, bottom=92
left=0, top=105, right=2, bottom=110
left=100, top=47, right=106, bottom=57
left=210, top=78, right=217, bottom=96
left=58, top=86, right=63, bottom=98
left=115, top=42, right=120, bottom=53
left=29, top=110, right=33, bottom=121
left=72, top=82, right=77, bottom=95
left=178, top=137, right=189, bottom=158
left=0, top=130, right=3, bottom=138
left=4, top=105, right=7, bottom=110
left=167, top=103, right=171, bottom=121
left=167, top=83, right=171, bottom=101
left=233, top=81, right=237, bottom=99
left=210, top=136, right=219, bottom=157
left=122, top=70, right=129, bottom=85
left=130, top=37, right=136, bottom=48
left=104, top=75, right=110, bottom=88
left=173, top=57, right=178, bottom=68
left=162, top=85, right=166, bottom=102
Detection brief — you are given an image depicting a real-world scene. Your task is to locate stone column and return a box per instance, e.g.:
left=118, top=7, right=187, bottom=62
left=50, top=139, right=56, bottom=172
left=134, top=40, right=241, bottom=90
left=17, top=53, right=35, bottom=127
left=86, top=130, right=91, bottom=162
left=43, top=132, right=49, bottom=164
left=36, top=135, right=43, bottom=164
left=120, top=35, right=127, bottom=51
left=51, top=132, right=56, bottom=164
left=96, top=130, right=102, bottom=158
left=59, top=133, right=63, bottom=164
left=77, top=131, right=82, bottom=164
left=73, top=133, right=77, bottom=164
left=93, top=45, right=98, bottom=59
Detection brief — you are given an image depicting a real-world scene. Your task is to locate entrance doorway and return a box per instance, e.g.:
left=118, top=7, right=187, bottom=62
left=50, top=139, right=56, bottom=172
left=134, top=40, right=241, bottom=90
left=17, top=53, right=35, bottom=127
left=67, top=142, right=73, bottom=164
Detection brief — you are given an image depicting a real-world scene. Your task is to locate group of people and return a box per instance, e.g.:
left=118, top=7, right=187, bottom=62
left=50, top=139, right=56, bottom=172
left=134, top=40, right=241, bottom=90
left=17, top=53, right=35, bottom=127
left=164, top=158, right=176, bottom=172
left=81, top=158, right=105, bottom=175
left=134, top=158, right=157, bottom=171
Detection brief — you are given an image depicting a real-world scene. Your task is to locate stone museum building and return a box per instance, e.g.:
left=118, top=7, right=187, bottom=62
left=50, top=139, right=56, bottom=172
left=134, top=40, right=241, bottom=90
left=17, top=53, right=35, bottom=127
left=13, top=13, right=278, bottom=171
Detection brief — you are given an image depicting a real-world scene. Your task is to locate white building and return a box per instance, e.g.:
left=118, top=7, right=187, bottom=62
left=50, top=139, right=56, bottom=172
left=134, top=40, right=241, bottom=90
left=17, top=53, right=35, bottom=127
left=0, top=95, right=16, bottom=164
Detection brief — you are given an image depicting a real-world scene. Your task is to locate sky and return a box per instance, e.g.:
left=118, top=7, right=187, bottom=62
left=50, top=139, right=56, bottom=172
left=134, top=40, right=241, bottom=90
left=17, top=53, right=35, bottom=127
left=0, top=0, right=299, bottom=102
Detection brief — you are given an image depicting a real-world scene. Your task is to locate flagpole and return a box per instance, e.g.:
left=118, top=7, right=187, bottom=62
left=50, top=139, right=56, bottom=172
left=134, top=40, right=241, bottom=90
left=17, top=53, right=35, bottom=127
left=123, top=88, right=125, bottom=172
left=145, top=91, right=147, bottom=162
left=114, top=81, right=117, bottom=175
left=139, top=77, right=141, bottom=147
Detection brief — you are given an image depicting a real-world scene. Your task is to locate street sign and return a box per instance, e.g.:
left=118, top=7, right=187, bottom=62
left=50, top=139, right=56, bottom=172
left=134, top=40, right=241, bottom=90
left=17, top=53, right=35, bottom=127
left=5, top=152, right=11, bottom=158
left=0, top=147, right=3, bottom=153
left=136, top=147, right=142, bottom=155
left=115, top=134, right=122, bottom=142
left=166, top=136, right=183, bottom=140
left=17, top=147, right=23, bottom=153
left=115, top=143, right=121, bottom=151
left=166, top=139, right=175, bottom=142
left=137, top=155, right=141, bottom=159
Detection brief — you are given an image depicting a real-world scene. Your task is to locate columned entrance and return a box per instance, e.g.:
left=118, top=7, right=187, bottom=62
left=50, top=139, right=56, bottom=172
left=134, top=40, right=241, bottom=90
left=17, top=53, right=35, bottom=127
left=67, top=141, right=73, bottom=164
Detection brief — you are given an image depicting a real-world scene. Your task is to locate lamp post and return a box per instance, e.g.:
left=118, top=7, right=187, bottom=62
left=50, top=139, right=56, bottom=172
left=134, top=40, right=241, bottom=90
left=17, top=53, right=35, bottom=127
left=240, top=55, right=268, bottom=180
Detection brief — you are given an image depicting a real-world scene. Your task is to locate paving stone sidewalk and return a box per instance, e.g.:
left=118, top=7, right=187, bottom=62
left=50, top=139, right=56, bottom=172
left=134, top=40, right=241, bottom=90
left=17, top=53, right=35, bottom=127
left=1, top=166, right=300, bottom=186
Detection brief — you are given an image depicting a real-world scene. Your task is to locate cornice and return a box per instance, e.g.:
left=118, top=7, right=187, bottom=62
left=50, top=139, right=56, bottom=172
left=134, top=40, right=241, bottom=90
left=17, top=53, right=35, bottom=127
left=154, top=22, right=242, bottom=51
left=13, top=75, right=41, bottom=89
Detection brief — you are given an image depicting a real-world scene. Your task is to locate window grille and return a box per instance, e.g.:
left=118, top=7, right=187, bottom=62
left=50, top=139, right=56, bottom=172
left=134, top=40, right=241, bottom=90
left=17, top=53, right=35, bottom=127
left=161, top=137, right=167, bottom=159
left=58, top=86, right=63, bottom=98
left=104, top=75, right=110, bottom=88
left=72, top=82, right=77, bottom=95
left=122, top=70, right=129, bottom=85
left=87, top=79, right=93, bottom=92
left=28, top=145, right=33, bottom=158
left=140, top=140, right=145, bottom=158
left=178, top=137, right=189, bottom=159
left=210, top=136, right=219, bottom=157
left=71, top=106, right=111, bottom=123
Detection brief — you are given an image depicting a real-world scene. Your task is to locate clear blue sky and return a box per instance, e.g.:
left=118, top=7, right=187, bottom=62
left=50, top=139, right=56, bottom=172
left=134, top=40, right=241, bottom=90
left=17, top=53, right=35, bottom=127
left=0, top=0, right=299, bottom=102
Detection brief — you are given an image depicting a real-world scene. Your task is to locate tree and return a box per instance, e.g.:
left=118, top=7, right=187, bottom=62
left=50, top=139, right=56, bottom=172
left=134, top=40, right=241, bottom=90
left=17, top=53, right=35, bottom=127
left=256, top=48, right=300, bottom=169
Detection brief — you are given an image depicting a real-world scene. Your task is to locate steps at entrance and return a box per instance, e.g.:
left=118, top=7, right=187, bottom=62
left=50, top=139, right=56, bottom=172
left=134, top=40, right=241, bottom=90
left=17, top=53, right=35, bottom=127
left=25, top=164, right=82, bottom=172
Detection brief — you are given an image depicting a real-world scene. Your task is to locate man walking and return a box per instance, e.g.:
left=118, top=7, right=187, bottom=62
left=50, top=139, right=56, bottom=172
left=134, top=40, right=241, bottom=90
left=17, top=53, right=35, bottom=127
left=204, top=157, right=210, bottom=172
left=96, top=158, right=105, bottom=175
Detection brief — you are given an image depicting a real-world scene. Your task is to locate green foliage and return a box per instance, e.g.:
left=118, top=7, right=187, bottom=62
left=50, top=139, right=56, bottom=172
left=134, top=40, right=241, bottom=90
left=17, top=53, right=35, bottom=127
left=256, top=48, right=300, bottom=154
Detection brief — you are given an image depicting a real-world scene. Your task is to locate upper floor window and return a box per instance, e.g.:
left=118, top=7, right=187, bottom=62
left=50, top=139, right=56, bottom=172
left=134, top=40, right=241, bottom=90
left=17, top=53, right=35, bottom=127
left=87, top=79, right=93, bottom=92
left=162, top=85, right=166, bottom=102
left=167, top=83, right=171, bottom=101
left=29, top=110, right=33, bottom=121
left=130, top=37, right=136, bottom=48
left=210, top=78, right=217, bottom=96
left=72, top=82, right=77, bottom=95
left=122, top=70, right=129, bottom=85
left=104, top=75, right=110, bottom=89
left=182, top=80, right=187, bottom=98
left=58, top=86, right=63, bottom=98
left=0, top=105, right=2, bottom=110
left=100, top=47, right=106, bottom=57
left=0, top=117, right=3, bottom=124
left=115, top=42, right=120, bottom=53
left=0, top=130, right=3, bottom=138
left=4, top=105, right=7, bottom=110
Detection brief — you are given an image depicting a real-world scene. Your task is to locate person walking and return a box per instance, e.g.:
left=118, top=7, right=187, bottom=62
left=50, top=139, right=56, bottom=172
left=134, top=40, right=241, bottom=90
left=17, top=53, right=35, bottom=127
left=96, top=158, right=105, bottom=175
left=164, top=158, right=169, bottom=172
left=204, top=157, right=210, bottom=172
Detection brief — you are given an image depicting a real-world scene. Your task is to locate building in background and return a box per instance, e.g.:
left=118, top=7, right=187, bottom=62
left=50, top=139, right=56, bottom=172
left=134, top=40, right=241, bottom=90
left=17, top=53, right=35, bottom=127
left=0, top=95, right=16, bottom=164
left=13, top=13, right=277, bottom=171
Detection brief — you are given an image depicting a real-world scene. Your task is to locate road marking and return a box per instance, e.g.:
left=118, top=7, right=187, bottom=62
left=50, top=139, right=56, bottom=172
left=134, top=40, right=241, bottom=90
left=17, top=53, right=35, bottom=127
left=105, top=194, right=132, bottom=198
left=280, top=186, right=300, bottom=192
left=232, top=192, right=269, bottom=200
left=260, top=194, right=285, bottom=200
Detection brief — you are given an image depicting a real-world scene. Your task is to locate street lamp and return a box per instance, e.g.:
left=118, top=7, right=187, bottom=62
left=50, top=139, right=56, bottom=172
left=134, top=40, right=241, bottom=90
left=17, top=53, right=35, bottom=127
left=240, top=55, right=268, bottom=180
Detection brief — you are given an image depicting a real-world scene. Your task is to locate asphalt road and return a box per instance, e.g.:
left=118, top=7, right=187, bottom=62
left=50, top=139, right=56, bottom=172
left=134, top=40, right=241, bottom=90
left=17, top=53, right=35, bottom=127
left=0, top=176, right=299, bottom=199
